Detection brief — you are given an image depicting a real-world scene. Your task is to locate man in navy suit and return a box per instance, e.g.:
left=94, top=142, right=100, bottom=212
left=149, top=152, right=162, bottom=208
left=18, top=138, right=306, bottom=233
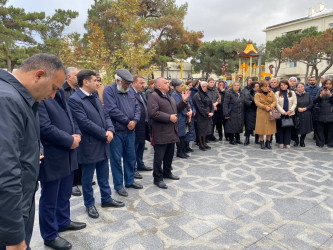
left=68, top=69, right=124, bottom=219
left=38, top=88, right=86, bottom=250
left=131, top=76, right=153, bottom=179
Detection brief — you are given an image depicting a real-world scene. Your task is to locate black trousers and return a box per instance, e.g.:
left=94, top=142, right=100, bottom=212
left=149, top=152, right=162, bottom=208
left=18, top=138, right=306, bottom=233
left=73, top=164, right=82, bottom=186
left=315, top=121, right=333, bottom=147
left=216, top=122, right=225, bottom=138
left=276, top=119, right=292, bottom=145
left=153, top=143, right=174, bottom=182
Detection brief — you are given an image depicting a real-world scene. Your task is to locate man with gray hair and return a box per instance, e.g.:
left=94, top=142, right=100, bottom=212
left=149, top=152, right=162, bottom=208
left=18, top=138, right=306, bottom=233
left=0, top=53, right=65, bottom=250
left=103, top=69, right=143, bottom=197
left=61, top=67, right=83, bottom=197
left=147, top=77, right=190, bottom=189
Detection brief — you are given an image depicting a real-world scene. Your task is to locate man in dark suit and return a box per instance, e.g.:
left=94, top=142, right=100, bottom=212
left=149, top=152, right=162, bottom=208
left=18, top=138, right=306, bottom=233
left=69, top=69, right=124, bottom=219
left=38, top=88, right=86, bottom=250
left=131, top=76, right=153, bottom=179
left=147, top=77, right=190, bottom=189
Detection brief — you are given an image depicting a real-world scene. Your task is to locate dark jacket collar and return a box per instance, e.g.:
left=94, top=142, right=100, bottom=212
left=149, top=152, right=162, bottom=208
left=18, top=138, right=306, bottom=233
left=75, top=87, right=92, bottom=99
left=154, top=88, right=169, bottom=98
left=62, top=81, right=73, bottom=91
left=0, top=69, right=35, bottom=107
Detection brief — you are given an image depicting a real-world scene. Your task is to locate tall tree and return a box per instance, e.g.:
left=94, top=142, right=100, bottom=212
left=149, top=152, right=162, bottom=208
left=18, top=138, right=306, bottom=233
left=191, top=39, right=249, bottom=78
left=39, top=9, right=79, bottom=56
left=85, top=0, right=202, bottom=75
left=0, top=0, right=46, bottom=71
left=282, top=28, right=333, bottom=80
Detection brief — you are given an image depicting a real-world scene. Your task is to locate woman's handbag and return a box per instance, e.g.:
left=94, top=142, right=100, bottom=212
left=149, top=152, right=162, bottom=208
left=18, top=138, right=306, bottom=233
left=281, top=116, right=294, bottom=127
left=269, top=109, right=281, bottom=120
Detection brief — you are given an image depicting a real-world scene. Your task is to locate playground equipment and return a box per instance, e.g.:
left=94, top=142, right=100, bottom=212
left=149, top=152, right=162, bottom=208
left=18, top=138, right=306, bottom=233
left=237, top=41, right=272, bottom=86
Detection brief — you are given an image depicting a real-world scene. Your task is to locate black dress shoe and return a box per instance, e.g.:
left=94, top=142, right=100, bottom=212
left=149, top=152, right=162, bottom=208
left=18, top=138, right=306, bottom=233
left=101, top=199, right=125, bottom=208
left=236, top=140, right=242, bottom=144
left=265, top=141, right=272, bottom=150
left=86, top=206, right=99, bottom=219
left=199, top=146, right=206, bottom=151
left=44, top=236, right=72, bottom=250
left=125, top=182, right=143, bottom=189
left=204, top=144, right=211, bottom=149
left=154, top=180, right=168, bottom=189
left=163, top=173, right=180, bottom=180
left=116, top=188, right=128, bottom=197
left=138, top=166, right=153, bottom=171
left=58, top=221, right=86, bottom=232
left=71, top=186, right=81, bottom=196
left=134, top=171, right=143, bottom=179
left=229, top=140, right=236, bottom=145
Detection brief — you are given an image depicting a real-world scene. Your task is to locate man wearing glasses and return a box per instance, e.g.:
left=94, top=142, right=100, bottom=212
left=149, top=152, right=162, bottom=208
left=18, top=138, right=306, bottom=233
left=103, top=69, right=143, bottom=197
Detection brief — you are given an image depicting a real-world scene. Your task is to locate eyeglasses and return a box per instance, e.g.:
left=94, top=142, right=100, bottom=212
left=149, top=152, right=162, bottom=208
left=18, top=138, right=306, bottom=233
left=97, top=79, right=101, bottom=82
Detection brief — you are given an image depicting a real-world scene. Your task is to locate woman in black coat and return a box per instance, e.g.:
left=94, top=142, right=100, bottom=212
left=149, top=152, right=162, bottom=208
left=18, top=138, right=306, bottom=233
left=313, top=79, right=333, bottom=148
left=294, top=82, right=313, bottom=147
left=223, top=82, right=245, bottom=145
left=244, top=82, right=259, bottom=145
left=214, top=81, right=225, bottom=140
left=193, top=81, right=214, bottom=151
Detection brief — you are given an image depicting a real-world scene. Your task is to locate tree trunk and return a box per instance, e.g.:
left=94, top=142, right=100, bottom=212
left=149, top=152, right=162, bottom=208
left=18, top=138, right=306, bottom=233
left=161, top=67, right=165, bottom=77
left=7, top=57, right=12, bottom=72
left=304, top=64, right=309, bottom=82
left=310, top=66, right=314, bottom=76
left=274, top=59, right=281, bottom=77
left=318, top=54, right=333, bottom=79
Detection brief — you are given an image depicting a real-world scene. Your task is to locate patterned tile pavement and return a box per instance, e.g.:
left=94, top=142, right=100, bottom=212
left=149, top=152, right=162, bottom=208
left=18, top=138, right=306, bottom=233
left=31, top=132, right=333, bottom=249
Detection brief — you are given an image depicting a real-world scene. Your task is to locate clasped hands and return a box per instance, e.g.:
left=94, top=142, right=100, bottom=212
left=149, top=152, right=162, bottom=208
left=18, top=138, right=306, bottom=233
left=70, top=134, right=81, bottom=149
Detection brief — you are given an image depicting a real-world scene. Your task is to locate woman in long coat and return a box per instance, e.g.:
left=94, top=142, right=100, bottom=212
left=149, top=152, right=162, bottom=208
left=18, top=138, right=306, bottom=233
left=294, top=82, right=313, bottom=147
left=214, top=81, right=225, bottom=140
left=254, top=80, right=277, bottom=149
left=313, top=79, right=333, bottom=148
left=223, top=82, right=245, bottom=145
left=193, top=81, right=214, bottom=151
left=244, top=82, right=259, bottom=145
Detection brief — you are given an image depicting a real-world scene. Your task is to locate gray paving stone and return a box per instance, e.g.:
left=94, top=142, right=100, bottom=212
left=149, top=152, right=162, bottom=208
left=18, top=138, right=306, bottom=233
left=29, top=132, right=333, bottom=249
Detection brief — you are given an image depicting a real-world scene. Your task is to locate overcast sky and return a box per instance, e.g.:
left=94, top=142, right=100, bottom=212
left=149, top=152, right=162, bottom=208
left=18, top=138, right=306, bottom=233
left=8, top=0, right=333, bottom=45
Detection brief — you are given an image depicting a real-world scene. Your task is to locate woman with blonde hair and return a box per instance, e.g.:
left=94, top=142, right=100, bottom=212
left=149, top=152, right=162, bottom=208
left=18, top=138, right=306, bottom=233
left=254, top=80, right=277, bottom=149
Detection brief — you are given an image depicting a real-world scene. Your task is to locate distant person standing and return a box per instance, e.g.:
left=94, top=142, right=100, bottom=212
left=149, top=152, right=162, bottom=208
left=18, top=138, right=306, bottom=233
left=0, top=53, right=65, bottom=250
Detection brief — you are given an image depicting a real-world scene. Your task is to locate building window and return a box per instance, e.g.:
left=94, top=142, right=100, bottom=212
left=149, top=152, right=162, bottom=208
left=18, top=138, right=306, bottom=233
left=329, top=23, right=333, bottom=28
left=289, top=61, right=297, bottom=68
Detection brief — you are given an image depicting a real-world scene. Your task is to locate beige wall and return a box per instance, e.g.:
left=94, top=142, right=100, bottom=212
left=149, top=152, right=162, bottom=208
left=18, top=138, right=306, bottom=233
left=264, top=12, right=333, bottom=81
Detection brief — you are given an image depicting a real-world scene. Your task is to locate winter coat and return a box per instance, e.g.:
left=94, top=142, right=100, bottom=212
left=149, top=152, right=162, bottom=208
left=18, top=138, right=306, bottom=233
left=244, top=89, right=257, bottom=131
left=305, top=85, right=321, bottom=101
left=275, top=90, right=297, bottom=115
left=223, top=89, right=244, bottom=134
left=193, top=85, right=213, bottom=136
left=38, top=89, right=80, bottom=182
left=172, top=91, right=187, bottom=137
left=132, top=87, right=150, bottom=144
left=103, top=83, right=141, bottom=133
left=295, top=92, right=313, bottom=135
left=0, top=70, right=40, bottom=245
left=254, top=91, right=277, bottom=135
left=148, top=89, right=187, bottom=145
left=313, top=89, right=333, bottom=123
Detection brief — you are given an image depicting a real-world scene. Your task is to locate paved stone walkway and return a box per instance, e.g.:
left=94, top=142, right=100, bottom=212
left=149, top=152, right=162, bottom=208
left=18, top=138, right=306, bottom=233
left=31, top=133, right=333, bottom=249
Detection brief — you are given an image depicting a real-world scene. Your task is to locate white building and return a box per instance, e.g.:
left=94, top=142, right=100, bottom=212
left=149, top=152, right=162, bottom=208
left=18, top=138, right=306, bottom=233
left=264, top=3, right=333, bottom=81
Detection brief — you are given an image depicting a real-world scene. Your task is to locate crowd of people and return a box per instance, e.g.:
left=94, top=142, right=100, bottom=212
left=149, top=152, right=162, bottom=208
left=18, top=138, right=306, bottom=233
left=0, top=53, right=332, bottom=250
